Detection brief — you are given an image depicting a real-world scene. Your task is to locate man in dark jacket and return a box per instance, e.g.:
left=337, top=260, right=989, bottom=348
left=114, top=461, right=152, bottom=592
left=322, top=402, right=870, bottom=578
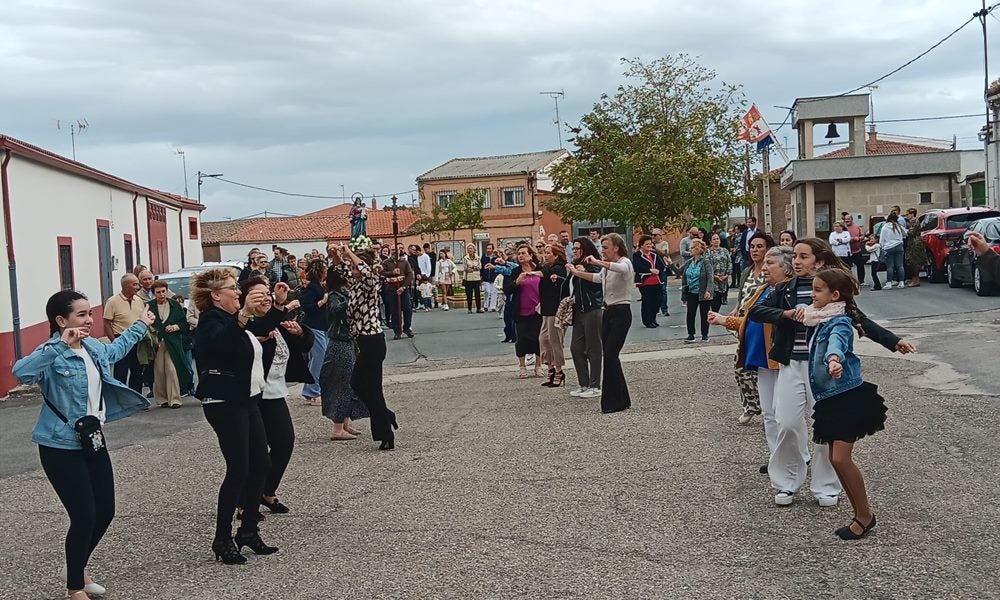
left=382, top=249, right=414, bottom=339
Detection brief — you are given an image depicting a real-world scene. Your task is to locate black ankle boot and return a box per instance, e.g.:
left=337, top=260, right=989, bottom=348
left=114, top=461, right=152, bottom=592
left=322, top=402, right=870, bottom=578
left=212, top=537, right=247, bottom=564
left=234, top=530, right=279, bottom=555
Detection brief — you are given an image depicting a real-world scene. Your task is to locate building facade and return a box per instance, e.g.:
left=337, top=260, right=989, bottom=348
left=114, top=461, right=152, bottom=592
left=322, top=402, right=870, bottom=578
left=0, top=134, right=204, bottom=397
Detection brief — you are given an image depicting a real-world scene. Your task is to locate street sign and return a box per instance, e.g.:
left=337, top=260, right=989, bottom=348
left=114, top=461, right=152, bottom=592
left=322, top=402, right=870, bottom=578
left=473, top=233, right=490, bottom=240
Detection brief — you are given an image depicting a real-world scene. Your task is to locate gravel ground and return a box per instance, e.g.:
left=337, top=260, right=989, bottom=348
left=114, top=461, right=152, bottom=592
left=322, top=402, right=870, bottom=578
left=1, top=347, right=998, bottom=599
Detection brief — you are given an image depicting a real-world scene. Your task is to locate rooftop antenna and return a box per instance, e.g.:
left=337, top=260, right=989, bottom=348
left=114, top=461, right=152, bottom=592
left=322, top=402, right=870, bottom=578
left=867, top=85, right=879, bottom=133
left=56, top=118, right=88, bottom=160
left=174, top=149, right=189, bottom=198
left=539, top=90, right=565, bottom=149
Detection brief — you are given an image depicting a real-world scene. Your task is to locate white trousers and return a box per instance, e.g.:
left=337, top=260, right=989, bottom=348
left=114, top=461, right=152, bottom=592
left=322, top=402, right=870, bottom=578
left=768, top=360, right=842, bottom=498
left=756, top=367, right=779, bottom=456
left=483, top=281, right=498, bottom=311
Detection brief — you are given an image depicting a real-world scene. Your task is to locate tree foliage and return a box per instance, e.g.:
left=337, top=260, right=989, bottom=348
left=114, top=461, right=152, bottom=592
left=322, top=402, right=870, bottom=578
left=545, top=55, right=755, bottom=230
left=411, top=189, right=487, bottom=240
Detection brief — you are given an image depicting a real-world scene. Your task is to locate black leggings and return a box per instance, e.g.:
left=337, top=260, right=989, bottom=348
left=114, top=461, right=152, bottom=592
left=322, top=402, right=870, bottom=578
left=465, top=280, right=482, bottom=311
left=39, top=445, right=115, bottom=591
left=352, top=333, right=396, bottom=443
left=203, top=397, right=270, bottom=539
left=685, top=292, right=711, bottom=338
left=259, top=398, right=295, bottom=498
left=869, top=262, right=882, bottom=290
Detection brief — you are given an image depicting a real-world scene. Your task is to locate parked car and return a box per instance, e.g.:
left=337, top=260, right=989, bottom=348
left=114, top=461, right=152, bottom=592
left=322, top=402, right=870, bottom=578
left=918, top=207, right=1000, bottom=283
left=947, top=216, right=1000, bottom=296
left=156, top=263, right=242, bottom=299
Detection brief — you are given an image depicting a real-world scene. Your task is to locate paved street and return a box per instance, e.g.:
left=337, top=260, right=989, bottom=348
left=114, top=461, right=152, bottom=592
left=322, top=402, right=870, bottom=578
left=1, top=285, right=999, bottom=598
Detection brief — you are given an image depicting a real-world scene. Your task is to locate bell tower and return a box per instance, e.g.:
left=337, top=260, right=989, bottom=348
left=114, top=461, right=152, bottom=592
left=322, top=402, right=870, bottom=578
left=792, top=94, right=870, bottom=160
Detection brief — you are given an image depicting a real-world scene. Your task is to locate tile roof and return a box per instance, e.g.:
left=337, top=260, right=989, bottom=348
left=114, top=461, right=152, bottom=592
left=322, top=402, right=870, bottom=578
left=417, top=149, right=569, bottom=182
left=201, top=208, right=421, bottom=245
left=305, top=203, right=354, bottom=217
left=818, top=135, right=946, bottom=159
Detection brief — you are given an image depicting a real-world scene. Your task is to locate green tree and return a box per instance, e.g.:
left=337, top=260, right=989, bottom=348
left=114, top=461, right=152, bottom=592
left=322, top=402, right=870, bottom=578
left=447, top=188, right=487, bottom=241
left=546, top=55, right=755, bottom=230
left=410, top=204, right=448, bottom=240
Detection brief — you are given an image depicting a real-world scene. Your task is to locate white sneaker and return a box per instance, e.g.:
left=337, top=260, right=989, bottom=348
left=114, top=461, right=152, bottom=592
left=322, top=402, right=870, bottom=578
left=569, top=387, right=587, bottom=397
left=59, top=568, right=106, bottom=596
left=579, top=388, right=601, bottom=398
left=442, top=305, right=449, bottom=310
left=883, top=282, right=892, bottom=289
left=817, top=494, right=840, bottom=507
left=774, top=491, right=795, bottom=506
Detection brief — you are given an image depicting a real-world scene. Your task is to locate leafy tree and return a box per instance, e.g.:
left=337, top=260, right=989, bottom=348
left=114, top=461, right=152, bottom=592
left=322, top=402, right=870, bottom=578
left=410, top=204, right=448, bottom=240
left=447, top=189, right=487, bottom=241
left=545, top=55, right=755, bottom=230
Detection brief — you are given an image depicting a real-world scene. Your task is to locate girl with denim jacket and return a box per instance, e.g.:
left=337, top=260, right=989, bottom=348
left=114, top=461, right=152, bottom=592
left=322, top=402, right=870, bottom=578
left=13, top=290, right=154, bottom=600
left=801, top=268, right=887, bottom=540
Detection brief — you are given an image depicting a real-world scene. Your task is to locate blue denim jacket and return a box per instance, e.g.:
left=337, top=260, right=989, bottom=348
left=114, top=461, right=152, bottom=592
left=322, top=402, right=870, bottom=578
left=808, top=315, right=863, bottom=401
left=13, top=322, right=151, bottom=450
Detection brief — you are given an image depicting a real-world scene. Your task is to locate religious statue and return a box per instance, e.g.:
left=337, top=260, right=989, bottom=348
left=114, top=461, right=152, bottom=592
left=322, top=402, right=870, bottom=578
left=349, top=196, right=368, bottom=239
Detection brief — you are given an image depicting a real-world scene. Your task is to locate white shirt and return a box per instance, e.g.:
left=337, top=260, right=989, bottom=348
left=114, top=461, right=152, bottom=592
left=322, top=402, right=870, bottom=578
left=71, top=347, right=105, bottom=423
left=261, top=331, right=290, bottom=400
left=594, top=257, right=635, bottom=306
left=829, top=231, right=851, bottom=257
left=247, top=332, right=266, bottom=397
left=417, top=253, right=432, bottom=277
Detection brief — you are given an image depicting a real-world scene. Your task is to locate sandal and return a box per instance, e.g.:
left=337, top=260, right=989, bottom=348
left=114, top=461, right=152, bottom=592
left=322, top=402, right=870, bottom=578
left=518, top=367, right=528, bottom=379
left=835, top=514, right=877, bottom=540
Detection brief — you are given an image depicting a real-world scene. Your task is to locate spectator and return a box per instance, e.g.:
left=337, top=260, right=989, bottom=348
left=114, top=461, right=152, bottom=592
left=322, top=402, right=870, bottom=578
left=651, top=228, right=674, bottom=317
left=147, top=280, right=191, bottom=409
left=481, top=243, right=500, bottom=312
left=843, top=214, right=866, bottom=286
left=462, top=244, right=483, bottom=313
left=436, top=249, right=455, bottom=310
left=104, top=274, right=146, bottom=392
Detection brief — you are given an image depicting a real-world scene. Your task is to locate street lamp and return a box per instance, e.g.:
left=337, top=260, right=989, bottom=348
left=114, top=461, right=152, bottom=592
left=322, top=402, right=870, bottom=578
left=197, top=171, right=223, bottom=204
left=390, top=194, right=399, bottom=251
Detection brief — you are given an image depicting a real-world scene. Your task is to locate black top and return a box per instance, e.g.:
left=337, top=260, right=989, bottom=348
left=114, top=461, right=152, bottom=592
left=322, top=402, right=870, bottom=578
left=299, top=282, right=330, bottom=331
left=194, top=305, right=288, bottom=402
left=538, top=262, right=569, bottom=316
left=324, top=289, right=351, bottom=342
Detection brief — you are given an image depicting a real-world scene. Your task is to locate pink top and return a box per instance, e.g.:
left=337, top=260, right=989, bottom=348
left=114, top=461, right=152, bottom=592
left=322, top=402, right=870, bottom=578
left=518, top=274, right=541, bottom=317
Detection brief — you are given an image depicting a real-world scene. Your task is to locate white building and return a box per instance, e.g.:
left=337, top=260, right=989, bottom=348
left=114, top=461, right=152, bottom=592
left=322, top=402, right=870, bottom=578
left=0, top=134, right=205, bottom=397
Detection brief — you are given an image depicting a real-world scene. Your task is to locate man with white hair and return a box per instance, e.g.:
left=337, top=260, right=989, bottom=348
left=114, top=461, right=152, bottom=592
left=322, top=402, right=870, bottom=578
left=104, top=273, right=147, bottom=392
left=137, top=269, right=175, bottom=301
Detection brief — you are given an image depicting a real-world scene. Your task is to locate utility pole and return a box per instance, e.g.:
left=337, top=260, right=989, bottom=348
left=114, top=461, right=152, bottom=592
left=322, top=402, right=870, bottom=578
left=976, top=1, right=995, bottom=207
left=175, top=149, right=189, bottom=198
left=197, top=171, right=223, bottom=204
left=539, top=90, right=565, bottom=149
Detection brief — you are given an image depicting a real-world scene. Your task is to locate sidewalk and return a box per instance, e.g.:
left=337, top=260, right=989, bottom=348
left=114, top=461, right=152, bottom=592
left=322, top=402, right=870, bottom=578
left=1, top=339, right=997, bottom=599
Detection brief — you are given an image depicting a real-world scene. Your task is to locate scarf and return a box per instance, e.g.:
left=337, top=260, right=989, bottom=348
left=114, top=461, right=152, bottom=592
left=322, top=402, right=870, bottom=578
left=802, top=301, right=846, bottom=327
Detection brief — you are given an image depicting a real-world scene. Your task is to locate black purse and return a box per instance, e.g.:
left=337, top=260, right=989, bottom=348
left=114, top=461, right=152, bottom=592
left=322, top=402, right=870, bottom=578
left=43, top=391, right=108, bottom=460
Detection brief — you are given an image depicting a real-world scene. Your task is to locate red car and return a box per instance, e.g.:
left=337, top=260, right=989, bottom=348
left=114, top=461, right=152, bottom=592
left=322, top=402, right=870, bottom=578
left=918, top=207, right=1000, bottom=282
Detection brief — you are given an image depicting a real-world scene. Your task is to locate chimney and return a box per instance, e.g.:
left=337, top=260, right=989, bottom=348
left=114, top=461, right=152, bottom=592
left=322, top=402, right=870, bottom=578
left=866, top=130, right=878, bottom=154
left=371, top=198, right=377, bottom=210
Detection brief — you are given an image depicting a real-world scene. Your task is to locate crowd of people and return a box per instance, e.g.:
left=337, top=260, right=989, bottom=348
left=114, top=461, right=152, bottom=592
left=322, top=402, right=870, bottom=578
left=18, top=207, right=1000, bottom=598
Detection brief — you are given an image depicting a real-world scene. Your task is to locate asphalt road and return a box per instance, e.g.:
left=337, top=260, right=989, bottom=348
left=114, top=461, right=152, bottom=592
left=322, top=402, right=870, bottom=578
left=1, top=278, right=998, bottom=479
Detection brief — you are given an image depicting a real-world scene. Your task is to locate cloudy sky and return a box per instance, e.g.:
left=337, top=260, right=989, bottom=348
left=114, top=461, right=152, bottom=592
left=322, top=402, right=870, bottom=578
left=1, top=0, right=994, bottom=221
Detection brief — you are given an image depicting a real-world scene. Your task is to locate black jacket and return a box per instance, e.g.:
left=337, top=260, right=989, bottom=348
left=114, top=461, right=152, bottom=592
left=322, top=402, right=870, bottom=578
left=538, top=263, right=569, bottom=316
left=247, top=317, right=315, bottom=391
left=194, top=305, right=289, bottom=402
left=572, top=264, right=603, bottom=313
left=748, top=276, right=900, bottom=366
left=299, top=282, right=330, bottom=331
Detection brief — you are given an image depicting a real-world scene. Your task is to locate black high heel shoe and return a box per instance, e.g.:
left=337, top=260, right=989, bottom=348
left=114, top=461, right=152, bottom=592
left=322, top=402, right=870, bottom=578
left=835, top=514, right=876, bottom=540
left=379, top=437, right=395, bottom=451
left=261, top=497, right=290, bottom=514
left=234, top=530, right=279, bottom=555
left=552, top=371, right=566, bottom=387
left=212, top=537, right=247, bottom=564
left=541, top=368, right=556, bottom=387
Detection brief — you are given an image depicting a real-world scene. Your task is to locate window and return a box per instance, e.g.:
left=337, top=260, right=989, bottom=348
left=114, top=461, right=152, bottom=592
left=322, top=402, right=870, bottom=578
left=501, top=186, right=525, bottom=208
left=57, top=237, right=74, bottom=290
left=946, top=211, right=1000, bottom=230
left=123, top=236, right=134, bottom=274
left=471, top=188, right=491, bottom=209
left=920, top=215, right=938, bottom=233
left=188, top=217, right=199, bottom=239
left=919, top=192, right=933, bottom=204
left=436, top=191, right=455, bottom=208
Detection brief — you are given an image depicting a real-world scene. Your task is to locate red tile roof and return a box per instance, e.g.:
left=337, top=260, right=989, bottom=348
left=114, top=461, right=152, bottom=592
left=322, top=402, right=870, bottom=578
left=819, top=135, right=945, bottom=159
left=306, top=203, right=354, bottom=217
left=201, top=208, right=421, bottom=245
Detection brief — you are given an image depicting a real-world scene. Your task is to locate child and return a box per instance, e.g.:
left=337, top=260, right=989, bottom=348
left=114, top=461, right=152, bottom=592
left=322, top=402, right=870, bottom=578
left=417, top=276, right=435, bottom=311
left=801, top=268, right=887, bottom=540
left=864, top=234, right=882, bottom=291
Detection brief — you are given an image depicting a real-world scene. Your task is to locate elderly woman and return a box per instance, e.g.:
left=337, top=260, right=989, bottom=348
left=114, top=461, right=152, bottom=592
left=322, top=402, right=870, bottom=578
left=568, top=237, right=603, bottom=399
left=148, top=280, right=192, bottom=409
left=730, top=232, right=775, bottom=424
left=632, top=234, right=668, bottom=328
left=705, top=232, right=733, bottom=313
left=461, top=244, right=483, bottom=313
left=504, top=244, right=543, bottom=378
left=710, top=245, right=792, bottom=473
left=538, top=243, right=570, bottom=387
left=679, top=238, right=716, bottom=343
left=567, top=233, right=634, bottom=414
left=191, top=269, right=294, bottom=564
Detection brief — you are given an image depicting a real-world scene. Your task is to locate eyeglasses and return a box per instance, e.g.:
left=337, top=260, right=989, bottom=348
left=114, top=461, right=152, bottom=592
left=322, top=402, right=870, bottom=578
left=215, top=284, right=238, bottom=292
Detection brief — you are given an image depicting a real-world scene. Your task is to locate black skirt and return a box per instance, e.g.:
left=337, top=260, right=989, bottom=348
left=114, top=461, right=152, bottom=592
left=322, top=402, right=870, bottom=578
left=812, top=381, right=887, bottom=444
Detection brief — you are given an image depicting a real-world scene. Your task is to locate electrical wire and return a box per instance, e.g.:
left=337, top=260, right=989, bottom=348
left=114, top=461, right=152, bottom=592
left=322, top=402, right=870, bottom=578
left=210, top=176, right=416, bottom=201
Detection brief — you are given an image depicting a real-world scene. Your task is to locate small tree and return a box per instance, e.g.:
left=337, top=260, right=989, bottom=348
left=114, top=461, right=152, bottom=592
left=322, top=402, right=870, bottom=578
left=546, top=55, right=755, bottom=230
left=448, top=189, right=487, bottom=242
left=410, top=204, right=448, bottom=240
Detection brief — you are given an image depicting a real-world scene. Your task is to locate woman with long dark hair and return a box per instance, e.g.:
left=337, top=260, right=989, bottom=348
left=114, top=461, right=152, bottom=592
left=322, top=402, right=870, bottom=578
left=14, top=291, right=154, bottom=599
left=320, top=267, right=370, bottom=441
left=329, top=243, right=398, bottom=450
left=568, top=237, right=603, bottom=399
left=567, top=233, right=634, bottom=413
left=503, top=244, right=543, bottom=379
left=299, top=259, right=330, bottom=406
left=632, top=234, right=667, bottom=328
left=538, top=243, right=570, bottom=387
left=191, top=269, right=294, bottom=564
left=240, top=276, right=313, bottom=517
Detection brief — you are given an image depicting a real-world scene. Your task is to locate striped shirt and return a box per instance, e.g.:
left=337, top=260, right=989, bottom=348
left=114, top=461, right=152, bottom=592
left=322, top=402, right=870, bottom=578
left=791, top=276, right=813, bottom=360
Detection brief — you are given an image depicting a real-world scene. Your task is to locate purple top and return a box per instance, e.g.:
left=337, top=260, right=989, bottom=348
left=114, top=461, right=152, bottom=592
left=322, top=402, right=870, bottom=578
left=518, top=275, right=541, bottom=317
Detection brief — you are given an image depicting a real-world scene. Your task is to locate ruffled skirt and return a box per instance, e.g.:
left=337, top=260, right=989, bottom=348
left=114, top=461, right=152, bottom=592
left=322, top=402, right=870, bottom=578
left=812, top=381, right=887, bottom=444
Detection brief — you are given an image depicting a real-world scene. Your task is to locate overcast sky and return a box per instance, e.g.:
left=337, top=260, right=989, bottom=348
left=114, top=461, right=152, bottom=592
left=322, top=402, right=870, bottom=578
left=1, top=0, right=994, bottom=220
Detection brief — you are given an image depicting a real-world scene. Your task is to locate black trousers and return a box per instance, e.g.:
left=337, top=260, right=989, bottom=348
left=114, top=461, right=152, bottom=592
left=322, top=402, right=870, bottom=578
left=39, top=445, right=115, bottom=591
left=685, top=292, right=711, bottom=339
left=259, top=397, right=295, bottom=498
left=352, top=333, right=395, bottom=443
left=503, top=294, right=517, bottom=341
left=385, top=289, right=413, bottom=333
left=112, top=345, right=143, bottom=392
left=850, top=252, right=867, bottom=284
left=638, top=284, right=661, bottom=326
left=601, top=305, right=632, bottom=413
left=869, top=262, right=883, bottom=290
left=203, top=397, right=270, bottom=539
left=465, top=280, right=482, bottom=311
left=711, top=291, right=727, bottom=313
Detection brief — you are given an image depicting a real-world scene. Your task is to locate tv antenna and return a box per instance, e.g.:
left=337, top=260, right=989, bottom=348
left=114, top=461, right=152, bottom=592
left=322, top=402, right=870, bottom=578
left=539, top=90, right=565, bottom=149
left=56, top=118, right=89, bottom=160
left=174, top=149, right=190, bottom=198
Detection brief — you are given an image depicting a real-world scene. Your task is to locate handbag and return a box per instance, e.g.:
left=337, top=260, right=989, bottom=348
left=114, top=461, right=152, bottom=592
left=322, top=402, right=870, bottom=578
left=555, top=296, right=575, bottom=329
left=42, top=391, right=108, bottom=460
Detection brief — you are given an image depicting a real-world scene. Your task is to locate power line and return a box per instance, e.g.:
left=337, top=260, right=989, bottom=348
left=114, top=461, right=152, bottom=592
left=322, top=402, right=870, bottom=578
left=209, top=176, right=416, bottom=200
left=769, top=112, right=982, bottom=124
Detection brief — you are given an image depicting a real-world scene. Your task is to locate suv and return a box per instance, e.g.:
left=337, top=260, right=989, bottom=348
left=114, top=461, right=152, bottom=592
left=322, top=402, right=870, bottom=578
left=919, top=207, right=1000, bottom=283
left=947, top=216, right=1000, bottom=296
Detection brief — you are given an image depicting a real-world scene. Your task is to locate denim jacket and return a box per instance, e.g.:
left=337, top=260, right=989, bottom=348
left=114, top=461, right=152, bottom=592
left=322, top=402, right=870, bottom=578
left=808, top=315, right=863, bottom=401
left=13, top=322, right=151, bottom=450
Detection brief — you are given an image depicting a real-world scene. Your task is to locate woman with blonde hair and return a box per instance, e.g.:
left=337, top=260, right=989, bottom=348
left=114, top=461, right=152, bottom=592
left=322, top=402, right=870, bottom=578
left=461, top=244, right=483, bottom=313
left=679, top=238, right=715, bottom=343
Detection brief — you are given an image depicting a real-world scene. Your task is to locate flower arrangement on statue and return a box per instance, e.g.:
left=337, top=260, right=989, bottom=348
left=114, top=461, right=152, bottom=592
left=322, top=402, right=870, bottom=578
left=349, top=235, right=374, bottom=252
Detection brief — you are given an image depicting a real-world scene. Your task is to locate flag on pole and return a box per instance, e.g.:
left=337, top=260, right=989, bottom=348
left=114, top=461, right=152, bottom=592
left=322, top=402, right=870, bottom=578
left=738, top=104, right=775, bottom=151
